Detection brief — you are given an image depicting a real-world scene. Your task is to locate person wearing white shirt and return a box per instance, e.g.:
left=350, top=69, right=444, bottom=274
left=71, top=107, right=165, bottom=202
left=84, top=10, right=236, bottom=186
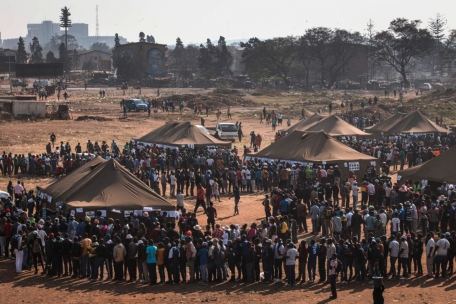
left=426, top=233, right=435, bottom=278
left=351, top=182, right=359, bottom=210
left=379, top=210, right=388, bottom=235
left=176, top=192, right=185, bottom=211
left=435, top=234, right=450, bottom=278
left=391, top=213, right=400, bottom=234
left=389, top=237, right=400, bottom=278
left=399, top=236, right=409, bottom=279
left=13, top=231, right=23, bottom=273
left=169, top=172, right=177, bottom=197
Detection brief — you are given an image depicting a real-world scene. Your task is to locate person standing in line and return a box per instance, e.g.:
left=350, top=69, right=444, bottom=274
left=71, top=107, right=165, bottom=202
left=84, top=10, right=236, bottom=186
left=113, top=236, right=127, bottom=283
left=434, top=233, right=450, bottom=279
left=13, top=230, right=23, bottom=273
left=146, top=240, right=158, bottom=285
left=328, top=253, right=340, bottom=299
left=426, top=232, right=435, bottom=278
left=284, top=242, right=299, bottom=286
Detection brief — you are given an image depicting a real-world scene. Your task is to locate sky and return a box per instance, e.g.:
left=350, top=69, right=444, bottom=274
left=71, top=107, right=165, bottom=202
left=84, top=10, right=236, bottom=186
left=1, top=0, right=456, bottom=46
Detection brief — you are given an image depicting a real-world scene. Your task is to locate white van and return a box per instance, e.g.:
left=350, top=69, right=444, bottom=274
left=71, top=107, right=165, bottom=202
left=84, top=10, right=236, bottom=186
left=420, top=83, right=432, bottom=90
left=216, top=122, right=238, bottom=141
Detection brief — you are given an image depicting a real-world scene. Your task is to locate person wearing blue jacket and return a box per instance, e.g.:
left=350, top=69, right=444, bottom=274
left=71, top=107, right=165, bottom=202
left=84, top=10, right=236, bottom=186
left=197, top=242, right=208, bottom=284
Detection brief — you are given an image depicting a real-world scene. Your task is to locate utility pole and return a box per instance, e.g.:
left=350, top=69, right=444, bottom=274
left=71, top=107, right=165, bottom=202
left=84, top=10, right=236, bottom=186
left=96, top=5, right=99, bottom=41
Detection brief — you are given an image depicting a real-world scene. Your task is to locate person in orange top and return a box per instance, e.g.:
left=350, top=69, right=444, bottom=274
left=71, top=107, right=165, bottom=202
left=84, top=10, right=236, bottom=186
left=156, top=243, right=166, bottom=284
left=194, top=184, right=207, bottom=214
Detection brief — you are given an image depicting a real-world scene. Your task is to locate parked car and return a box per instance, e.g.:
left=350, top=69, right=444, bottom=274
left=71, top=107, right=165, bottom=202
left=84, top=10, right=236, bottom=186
left=420, top=83, right=432, bottom=90
left=124, top=99, right=148, bottom=112
left=33, top=80, right=49, bottom=88
left=11, top=79, right=26, bottom=87
left=215, top=122, right=238, bottom=141
left=195, top=124, right=210, bottom=134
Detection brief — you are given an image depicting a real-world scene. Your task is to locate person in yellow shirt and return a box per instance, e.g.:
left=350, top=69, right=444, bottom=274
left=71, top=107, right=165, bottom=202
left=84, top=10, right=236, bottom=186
left=80, top=233, right=92, bottom=278
left=156, top=243, right=165, bottom=284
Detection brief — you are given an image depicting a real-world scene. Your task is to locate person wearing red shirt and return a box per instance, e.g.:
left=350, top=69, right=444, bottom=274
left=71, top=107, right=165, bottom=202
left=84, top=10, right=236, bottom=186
left=194, top=184, right=207, bottom=214
left=4, top=218, right=13, bottom=258
left=297, top=240, right=309, bottom=282
left=206, top=202, right=217, bottom=230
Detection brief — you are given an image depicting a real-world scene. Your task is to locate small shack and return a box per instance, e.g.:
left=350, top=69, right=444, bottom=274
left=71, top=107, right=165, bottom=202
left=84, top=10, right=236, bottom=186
left=0, top=95, right=45, bottom=118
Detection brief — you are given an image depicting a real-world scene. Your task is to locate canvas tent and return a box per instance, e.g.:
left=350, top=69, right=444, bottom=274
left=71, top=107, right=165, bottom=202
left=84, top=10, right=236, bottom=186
left=135, top=121, right=231, bottom=148
left=246, top=131, right=379, bottom=181
left=40, top=156, right=106, bottom=204
left=284, top=113, right=324, bottom=133
left=398, top=145, right=456, bottom=184
left=300, top=115, right=371, bottom=137
left=380, top=111, right=450, bottom=134
left=42, top=158, right=174, bottom=219
left=364, top=112, right=409, bottom=141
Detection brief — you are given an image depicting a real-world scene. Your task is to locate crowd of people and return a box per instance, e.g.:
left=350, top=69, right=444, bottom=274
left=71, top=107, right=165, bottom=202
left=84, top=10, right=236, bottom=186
left=1, top=101, right=456, bottom=302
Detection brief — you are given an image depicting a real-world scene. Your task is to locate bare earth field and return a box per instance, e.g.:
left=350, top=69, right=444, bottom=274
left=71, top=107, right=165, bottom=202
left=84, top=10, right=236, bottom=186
left=0, top=87, right=455, bottom=303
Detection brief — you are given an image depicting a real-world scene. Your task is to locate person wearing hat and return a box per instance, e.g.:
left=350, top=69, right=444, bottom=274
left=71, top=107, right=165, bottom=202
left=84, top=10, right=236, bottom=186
left=284, top=242, right=298, bottom=286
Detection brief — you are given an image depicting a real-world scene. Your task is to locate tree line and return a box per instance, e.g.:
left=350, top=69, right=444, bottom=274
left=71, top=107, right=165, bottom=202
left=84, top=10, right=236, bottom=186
left=165, top=15, right=456, bottom=89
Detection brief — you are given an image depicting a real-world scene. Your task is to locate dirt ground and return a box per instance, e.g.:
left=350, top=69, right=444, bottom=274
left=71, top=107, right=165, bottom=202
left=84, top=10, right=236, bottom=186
left=0, top=87, right=454, bottom=303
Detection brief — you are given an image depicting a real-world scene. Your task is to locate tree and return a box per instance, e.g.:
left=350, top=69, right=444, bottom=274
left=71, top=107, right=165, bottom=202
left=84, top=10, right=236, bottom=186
left=373, top=18, right=433, bottom=86
left=175, top=37, right=183, bottom=48
left=168, top=38, right=199, bottom=83
left=366, top=19, right=379, bottom=79
left=44, top=34, right=78, bottom=54
left=241, top=36, right=298, bottom=85
left=58, top=43, right=72, bottom=73
left=116, top=51, right=146, bottom=82
left=60, top=6, right=72, bottom=50
left=424, top=14, right=447, bottom=76
left=198, top=37, right=234, bottom=80
left=16, top=36, right=27, bottom=64
left=300, top=28, right=364, bottom=89
left=216, top=36, right=234, bottom=76
left=29, top=37, right=43, bottom=64
left=115, top=33, right=121, bottom=46
left=146, top=35, right=155, bottom=43
left=90, top=42, right=110, bottom=53
left=46, top=51, right=57, bottom=63
left=139, top=32, right=146, bottom=42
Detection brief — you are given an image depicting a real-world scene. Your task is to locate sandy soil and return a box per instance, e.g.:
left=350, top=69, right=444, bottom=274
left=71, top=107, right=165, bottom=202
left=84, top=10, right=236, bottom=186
left=0, top=88, right=453, bottom=303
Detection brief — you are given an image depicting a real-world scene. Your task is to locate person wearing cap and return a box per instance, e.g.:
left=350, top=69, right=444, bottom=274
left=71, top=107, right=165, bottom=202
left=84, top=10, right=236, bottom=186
left=284, top=242, right=298, bottom=286
left=435, top=233, right=450, bottom=279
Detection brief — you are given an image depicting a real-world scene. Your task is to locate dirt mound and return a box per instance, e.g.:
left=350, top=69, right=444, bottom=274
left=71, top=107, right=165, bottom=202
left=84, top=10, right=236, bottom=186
left=157, top=93, right=255, bottom=109
left=75, top=115, right=112, bottom=121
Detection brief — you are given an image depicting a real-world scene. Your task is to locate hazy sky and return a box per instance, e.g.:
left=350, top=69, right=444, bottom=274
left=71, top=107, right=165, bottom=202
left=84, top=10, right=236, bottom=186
left=2, top=0, right=456, bottom=45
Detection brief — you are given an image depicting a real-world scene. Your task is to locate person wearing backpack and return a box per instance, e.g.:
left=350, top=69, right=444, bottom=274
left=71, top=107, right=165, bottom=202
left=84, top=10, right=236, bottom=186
left=29, top=232, right=44, bottom=274
left=328, top=253, right=341, bottom=299
left=12, top=230, right=23, bottom=273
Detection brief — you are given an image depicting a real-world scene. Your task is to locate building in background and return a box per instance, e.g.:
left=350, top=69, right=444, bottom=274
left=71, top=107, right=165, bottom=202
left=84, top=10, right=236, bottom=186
left=1, top=20, right=126, bottom=50
left=72, top=50, right=112, bottom=71
left=115, top=42, right=167, bottom=77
